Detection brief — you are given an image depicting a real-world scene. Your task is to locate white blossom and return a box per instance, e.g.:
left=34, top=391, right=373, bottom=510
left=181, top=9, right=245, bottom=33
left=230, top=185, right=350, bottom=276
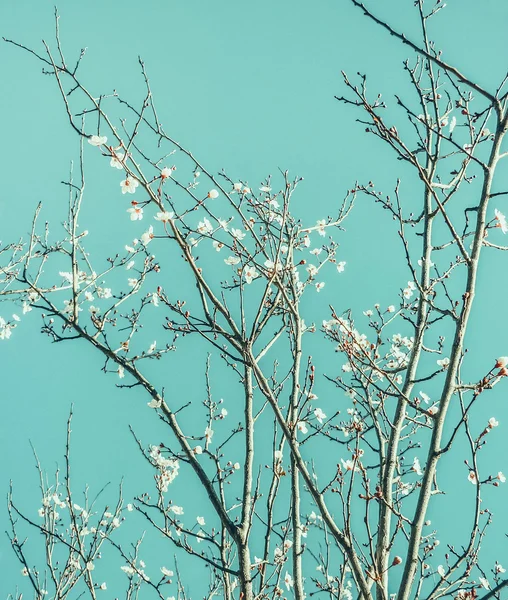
left=437, top=357, right=450, bottom=369
left=284, top=572, right=294, bottom=590
left=197, top=218, right=213, bottom=235
left=88, top=135, right=107, bottom=146
left=141, top=226, right=154, bottom=245
left=127, top=205, right=143, bottom=221
left=155, top=211, right=174, bottom=222
left=225, top=255, right=241, bottom=266
left=314, top=407, right=326, bottom=423
left=231, top=228, right=246, bottom=240
left=244, top=265, right=259, bottom=284
left=110, top=152, right=125, bottom=169
left=494, top=209, right=508, bottom=234
left=121, top=177, right=139, bottom=194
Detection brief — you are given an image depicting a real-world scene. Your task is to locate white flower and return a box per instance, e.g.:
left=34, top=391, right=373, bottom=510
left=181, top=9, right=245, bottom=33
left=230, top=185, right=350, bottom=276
left=496, top=356, right=508, bottom=368
left=161, top=566, right=174, bottom=577
left=314, top=408, right=326, bottom=423
left=412, top=457, right=423, bottom=476
left=127, top=205, right=143, bottom=221
left=99, top=583, right=107, bottom=590
left=468, top=471, right=477, bottom=485
left=155, top=211, right=174, bottom=222
left=208, top=189, right=219, bottom=199
left=161, top=167, right=173, bottom=179
left=128, top=278, right=138, bottom=287
left=170, top=505, right=184, bottom=515
left=297, top=421, right=308, bottom=434
left=59, top=271, right=74, bottom=284
left=194, top=445, right=203, bottom=454
left=420, top=391, right=430, bottom=404
left=86, top=562, right=95, bottom=571
left=336, top=261, right=346, bottom=273
left=437, top=357, right=450, bottom=369
left=398, top=480, right=411, bottom=496
left=231, top=228, right=246, bottom=240
left=437, top=565, right=445, bottom=578
left=118, top=366, right=125, bottom=379
left=315, top=282, right=325, bottom=293
left=494, top=209, right=508, bottom=233
left=127, top=503, right=133, bottom=511
left=284, top=572, right=294, bottom=590
left=489, top=417, right=499, bottom=428
left=88, top=135, right=107, bottom=146
left=121, top=177, right=139, bottom=194
left=341, top=458, right=357, bottom=471
left=197, top=516, right=205, bottom=526
left=244, top=266, right=259, bottom=284
left=316, top=219, right=326, bottom=236
left=498, top=471, right=506, bottom=483
left=141, top=226, right=154, bottom=245
left=225, top=255, right=241, bottom=266
left=110, top=152, right=125, bottom=169
left=274, top=450, right=283, bottom=461
left=121, top=564, right=135, bottom=575
left=197, top=218, right=213, bottom=235
left=147, top=398, right=162, bottom=409
left=264, top=259, right=282, bottom=274
left=21, top=567, right=29, bottom=576
left=479, top=577, right=490, bottom=590
left=233, top=462, right=241, bottom=470
left=387, top=305, right=395, bottom=313
left=306, top=264, right=318, bottom=277
left=204, top=427, right=214, bottom=443
left=496, top=564, right=506, bottom=573
left=449, top=115, right=457, bottom=133
left=260, top=185, right=272, bottom=193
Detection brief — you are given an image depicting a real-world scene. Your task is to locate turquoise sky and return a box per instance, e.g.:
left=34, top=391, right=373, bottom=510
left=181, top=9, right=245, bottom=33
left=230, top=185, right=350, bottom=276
left=1, top=0, right=508, bottom=597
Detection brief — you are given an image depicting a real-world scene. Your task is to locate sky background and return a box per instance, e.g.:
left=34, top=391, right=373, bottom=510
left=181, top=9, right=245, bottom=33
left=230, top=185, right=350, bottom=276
left=1, top=0, right=508, bottom=597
